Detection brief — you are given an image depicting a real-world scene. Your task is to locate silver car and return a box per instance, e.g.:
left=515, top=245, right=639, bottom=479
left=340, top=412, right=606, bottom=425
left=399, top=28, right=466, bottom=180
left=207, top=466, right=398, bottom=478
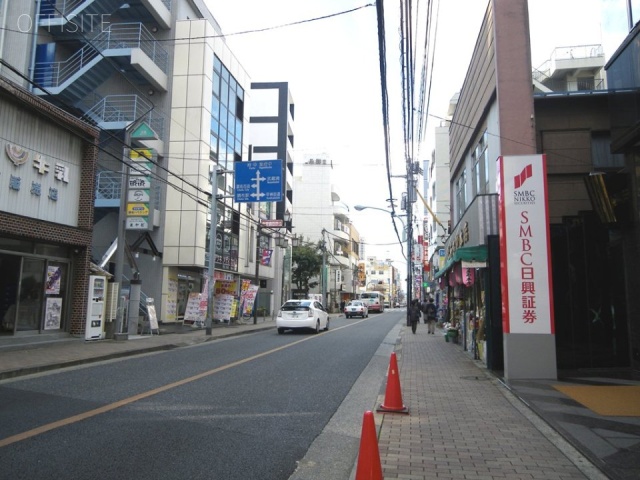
left=276, top=300, right=330, bottom=334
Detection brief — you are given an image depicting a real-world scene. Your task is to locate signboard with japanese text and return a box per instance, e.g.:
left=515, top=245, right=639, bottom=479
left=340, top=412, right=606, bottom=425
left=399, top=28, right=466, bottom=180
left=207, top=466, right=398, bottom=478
left=125, top=148, right=155, bottom=231
left=234, top=160, right=283, bottom=203
left=2, top=138, right=79, bottom=227
left=498, top=155, right=554, bottom=334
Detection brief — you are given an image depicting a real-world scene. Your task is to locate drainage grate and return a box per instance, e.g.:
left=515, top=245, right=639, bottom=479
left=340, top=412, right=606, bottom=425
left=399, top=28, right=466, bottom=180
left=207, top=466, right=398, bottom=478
left=460, top=375, right=490, bottom=381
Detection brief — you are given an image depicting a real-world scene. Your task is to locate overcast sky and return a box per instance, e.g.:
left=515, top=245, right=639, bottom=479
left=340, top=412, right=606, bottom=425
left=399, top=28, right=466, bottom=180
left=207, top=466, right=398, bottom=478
left=206, top=0, right=631, bottom=278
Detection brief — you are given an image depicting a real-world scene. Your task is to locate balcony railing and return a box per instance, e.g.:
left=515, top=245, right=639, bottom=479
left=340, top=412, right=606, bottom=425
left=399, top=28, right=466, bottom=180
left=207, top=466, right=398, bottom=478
left=83, top=94, right=165, bottom=137
left=95, top=169, right=161, bottom=209
left=95, top=170, right=122, bottom=201
left=534, top=77, right=606, bottom=93
left=34, top=22, right=168, bottom=88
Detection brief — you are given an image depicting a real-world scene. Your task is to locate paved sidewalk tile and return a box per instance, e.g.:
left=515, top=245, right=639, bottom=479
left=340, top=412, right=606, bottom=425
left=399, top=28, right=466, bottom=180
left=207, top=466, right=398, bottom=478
left=376, top=326, right=588, bottom=480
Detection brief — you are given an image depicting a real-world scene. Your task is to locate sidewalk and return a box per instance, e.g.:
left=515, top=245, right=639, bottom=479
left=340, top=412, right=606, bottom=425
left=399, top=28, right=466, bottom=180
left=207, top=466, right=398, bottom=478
left=1, top=317, right=638, bottom=480
left=376, top=323, right=639, bottom=480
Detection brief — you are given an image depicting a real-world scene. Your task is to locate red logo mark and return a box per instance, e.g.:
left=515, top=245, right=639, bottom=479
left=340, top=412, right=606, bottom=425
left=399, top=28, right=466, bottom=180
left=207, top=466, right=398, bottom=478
left=514, top=164, right=533, bottom=189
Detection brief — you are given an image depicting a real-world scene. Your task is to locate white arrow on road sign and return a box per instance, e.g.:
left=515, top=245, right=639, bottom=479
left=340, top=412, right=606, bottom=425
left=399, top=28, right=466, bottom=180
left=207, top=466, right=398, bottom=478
left=250, top=170, right=266, bottom=200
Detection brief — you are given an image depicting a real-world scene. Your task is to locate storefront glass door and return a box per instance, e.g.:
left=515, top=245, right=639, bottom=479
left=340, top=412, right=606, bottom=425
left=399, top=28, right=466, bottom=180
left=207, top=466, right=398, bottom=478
left=17, top=258, right=45, bottom=331
left=0, top=254, right=21, bottom=334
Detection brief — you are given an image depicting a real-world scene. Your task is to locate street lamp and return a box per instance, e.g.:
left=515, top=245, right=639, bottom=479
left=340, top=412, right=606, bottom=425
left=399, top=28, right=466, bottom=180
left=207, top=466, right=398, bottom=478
left=354, top=205, right=407, bottom=236
left=354, top=204, right=412, bottom=326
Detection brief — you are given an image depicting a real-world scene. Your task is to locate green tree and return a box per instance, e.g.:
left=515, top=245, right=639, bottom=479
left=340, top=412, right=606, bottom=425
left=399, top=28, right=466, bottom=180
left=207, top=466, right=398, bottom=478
left=292, top=241, right=323, bottom=292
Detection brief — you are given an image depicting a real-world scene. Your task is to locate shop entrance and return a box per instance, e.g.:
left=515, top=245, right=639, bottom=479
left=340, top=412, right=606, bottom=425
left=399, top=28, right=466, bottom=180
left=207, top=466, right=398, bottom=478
left=0, top=254, right=21, bottom=334
left=17, top=257, right=45, bottom=331
left=0, top=253, right=69, bottom=335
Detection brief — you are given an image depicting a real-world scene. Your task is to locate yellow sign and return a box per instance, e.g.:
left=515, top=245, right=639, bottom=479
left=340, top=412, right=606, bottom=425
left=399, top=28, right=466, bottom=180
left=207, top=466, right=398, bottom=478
left=127, top=203, right=149, bottom=216
left=129, top=149, right=153, bottom=160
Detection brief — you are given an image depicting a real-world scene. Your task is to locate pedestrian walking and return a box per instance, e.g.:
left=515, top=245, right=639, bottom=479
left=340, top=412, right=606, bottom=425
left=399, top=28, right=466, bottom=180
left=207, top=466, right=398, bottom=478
left=424, top=297, right=437, bottom=334
left=409, top=299, right=421, bottom=334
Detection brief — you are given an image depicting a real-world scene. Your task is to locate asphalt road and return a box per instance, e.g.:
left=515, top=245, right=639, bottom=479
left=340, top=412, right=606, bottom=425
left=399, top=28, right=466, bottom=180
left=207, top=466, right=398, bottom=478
left=0, top=311, right=405, bottom=480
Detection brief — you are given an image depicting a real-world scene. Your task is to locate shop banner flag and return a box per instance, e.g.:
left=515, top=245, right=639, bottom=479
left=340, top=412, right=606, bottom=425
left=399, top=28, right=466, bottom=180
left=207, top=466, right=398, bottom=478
left=261, top=248, right=273, bottom=266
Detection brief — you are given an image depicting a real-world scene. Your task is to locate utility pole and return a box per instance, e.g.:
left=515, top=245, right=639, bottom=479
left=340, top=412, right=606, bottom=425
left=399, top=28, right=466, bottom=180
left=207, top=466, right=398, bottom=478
left=405, top=162, right=420, bottom=326
left=114, top=139, right=128, bottom=337
left=321, top=229, right=327, bottom=308
left=205, top=172, right=219, bottom=336
left=205, top=168, right=233, bottom=335
left=253, top=207, right=262, bottom=325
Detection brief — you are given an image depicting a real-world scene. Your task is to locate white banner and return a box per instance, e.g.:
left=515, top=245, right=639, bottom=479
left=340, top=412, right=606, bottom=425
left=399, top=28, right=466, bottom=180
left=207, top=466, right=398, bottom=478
left=498, top=155, right=555, bottom=334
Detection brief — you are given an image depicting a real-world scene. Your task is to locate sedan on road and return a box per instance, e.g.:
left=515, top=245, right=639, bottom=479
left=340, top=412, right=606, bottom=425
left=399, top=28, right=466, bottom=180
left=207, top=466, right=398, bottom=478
left=344, top=300, right=368, bottom=318
left=277, top=299, right=330, bottom=334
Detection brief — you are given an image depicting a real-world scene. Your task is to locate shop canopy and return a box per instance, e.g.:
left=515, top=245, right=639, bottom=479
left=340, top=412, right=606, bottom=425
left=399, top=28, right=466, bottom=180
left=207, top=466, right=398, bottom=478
left=434, top=245, right=488, bottom=279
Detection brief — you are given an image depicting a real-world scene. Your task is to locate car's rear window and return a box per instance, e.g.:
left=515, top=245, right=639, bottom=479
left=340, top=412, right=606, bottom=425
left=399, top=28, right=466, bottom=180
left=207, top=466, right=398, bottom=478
left=282, top=302, right=311, bottom=311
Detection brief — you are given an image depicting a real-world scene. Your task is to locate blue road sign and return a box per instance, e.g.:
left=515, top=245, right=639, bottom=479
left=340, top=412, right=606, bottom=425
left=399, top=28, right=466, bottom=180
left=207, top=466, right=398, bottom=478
left=234, top=159, right=283, bottom=203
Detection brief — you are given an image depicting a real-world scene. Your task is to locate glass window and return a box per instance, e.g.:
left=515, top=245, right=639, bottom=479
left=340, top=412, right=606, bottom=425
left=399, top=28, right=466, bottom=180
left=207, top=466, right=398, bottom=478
left=0, top=238, right=33, bottom=253
left=220, top=106, right=228, bottom=129
left=17, top=258, right=45, bottom=331
left=471, top=151, right=479, bottom=197
left=228, top=91, right=236, bottom=116
left=210, top=133, right=218, bottom=156
left=214, top=56, right=221, bottom=73
left=228, top=109, right=235, bottom=134
left=220, top=80, right=229, bottom=107
left=213, top=73, right=220, bottom=99
left=455, top=171, right=467, bottom=220
left=227, top=130, right=234, bottom=152
left=211, top=96, right=220, bottom=120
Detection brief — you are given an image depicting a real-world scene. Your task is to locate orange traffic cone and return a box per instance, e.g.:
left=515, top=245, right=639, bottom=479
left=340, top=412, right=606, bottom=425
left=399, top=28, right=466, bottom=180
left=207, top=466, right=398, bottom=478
left=377, top=352, right=409, bottom=414
left=355, top=410, right=383, bottom=480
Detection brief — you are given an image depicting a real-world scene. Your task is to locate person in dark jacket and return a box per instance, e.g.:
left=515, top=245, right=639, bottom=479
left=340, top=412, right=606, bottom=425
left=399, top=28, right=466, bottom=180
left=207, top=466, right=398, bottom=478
left=409, top=299, right=421, bottom=334
left=423, top=297, right=437, bottom=334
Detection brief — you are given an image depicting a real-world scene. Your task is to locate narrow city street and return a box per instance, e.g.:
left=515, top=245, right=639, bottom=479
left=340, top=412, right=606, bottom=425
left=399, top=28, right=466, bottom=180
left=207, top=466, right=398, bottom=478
left=0, top=314, right=398, bottom=480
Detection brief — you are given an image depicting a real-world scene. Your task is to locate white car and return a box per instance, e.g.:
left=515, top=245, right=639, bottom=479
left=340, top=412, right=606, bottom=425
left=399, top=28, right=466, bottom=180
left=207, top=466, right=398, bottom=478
left=344, top=300, right=369, bottom=318
left=276, top=300, right=330, bottom=334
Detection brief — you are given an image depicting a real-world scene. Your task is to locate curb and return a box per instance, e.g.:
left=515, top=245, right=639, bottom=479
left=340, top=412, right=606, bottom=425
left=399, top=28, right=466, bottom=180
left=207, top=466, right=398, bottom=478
left=0, top=324, right=276, bottom=381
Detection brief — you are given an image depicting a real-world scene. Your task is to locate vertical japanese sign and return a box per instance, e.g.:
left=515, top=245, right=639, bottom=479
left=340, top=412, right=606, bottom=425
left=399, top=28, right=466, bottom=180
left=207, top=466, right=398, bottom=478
left=126, top=148, right=155, bottom=230
left=498, top=155, right=554, bottom=334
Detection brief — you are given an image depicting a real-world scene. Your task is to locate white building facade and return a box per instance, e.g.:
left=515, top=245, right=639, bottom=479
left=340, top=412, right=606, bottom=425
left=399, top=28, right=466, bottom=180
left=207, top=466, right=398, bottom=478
left=292, top=157, right=356, bottom=312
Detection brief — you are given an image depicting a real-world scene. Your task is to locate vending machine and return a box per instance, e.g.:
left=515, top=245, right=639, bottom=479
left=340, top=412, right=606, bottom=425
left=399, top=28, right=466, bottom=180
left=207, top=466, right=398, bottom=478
left=85, top=275, right=107, bottom=340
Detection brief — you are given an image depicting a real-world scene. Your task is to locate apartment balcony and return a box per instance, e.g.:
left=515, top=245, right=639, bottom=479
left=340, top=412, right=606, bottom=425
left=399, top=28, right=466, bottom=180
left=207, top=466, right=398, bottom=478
left=333, top=201, right=349, bottom=219
left=33, top=23, right=168, bottom=104
left=533, top=44, right=606, bottom=95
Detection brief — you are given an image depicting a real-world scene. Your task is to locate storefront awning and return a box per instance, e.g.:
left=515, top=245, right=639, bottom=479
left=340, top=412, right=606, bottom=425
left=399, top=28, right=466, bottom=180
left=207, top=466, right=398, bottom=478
left=434, top=245, right=488, bottom=279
